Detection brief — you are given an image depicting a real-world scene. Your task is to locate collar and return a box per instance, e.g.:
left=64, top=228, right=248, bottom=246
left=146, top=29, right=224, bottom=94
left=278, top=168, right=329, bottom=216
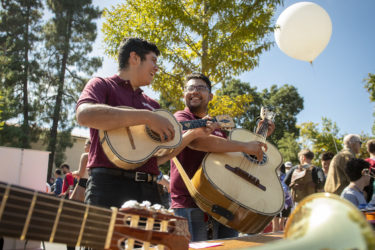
left=113, top=74, right=144, bottom=95
left=183, top=107, right=206, bottom=119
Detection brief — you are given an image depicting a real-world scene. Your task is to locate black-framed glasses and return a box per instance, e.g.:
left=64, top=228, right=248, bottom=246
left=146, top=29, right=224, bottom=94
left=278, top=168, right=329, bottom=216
left=184, top=85, right=209, bottom=93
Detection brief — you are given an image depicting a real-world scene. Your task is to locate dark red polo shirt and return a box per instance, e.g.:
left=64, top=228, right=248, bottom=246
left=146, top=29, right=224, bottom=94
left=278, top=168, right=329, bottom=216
left=76, top=75, right=160, bottom=175
left=170, top=107, right=227, bottom=208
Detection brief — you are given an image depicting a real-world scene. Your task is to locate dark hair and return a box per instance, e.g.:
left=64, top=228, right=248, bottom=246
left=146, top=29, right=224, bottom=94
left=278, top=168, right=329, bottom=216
left=118, top=37, right=160, bottom=70
left=186, top=73, right=212, bottom=92
left=60, top=163, right=70, bottom=170
left=367, top=139, right=375, bottom=154
left=279, top=163, right=286, bottom=174
left=298, top=149, right=314, bottom=160
left=55, top=169, right=62, bottom=175
left=345, top=158, right=370, bottom=182
left=321, top=152, right=334, bottom=161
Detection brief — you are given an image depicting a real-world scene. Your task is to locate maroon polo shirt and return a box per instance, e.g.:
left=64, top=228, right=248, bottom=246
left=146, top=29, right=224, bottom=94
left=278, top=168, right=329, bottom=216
left=76, top=75, right=160, bottom=175
left=170, top=107, right=227, bottom=208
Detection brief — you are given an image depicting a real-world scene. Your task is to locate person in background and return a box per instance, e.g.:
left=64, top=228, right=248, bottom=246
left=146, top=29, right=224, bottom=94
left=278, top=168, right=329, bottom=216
left=284, top=149, right=325, bottom=206
left=70, top=138, right=91, bottom=202
left=59, top=163, right=74, bottom=198
left=325, top=134, right=362, bottom=195
left=321, top=152, right=334, bottom=177
left=341, top=158, right=372, bottom=209
left=49, top=169, right=63, bottom=196
left=284, top=161, right=293, bottom=172
left=272, top=163, right=293, bottom=232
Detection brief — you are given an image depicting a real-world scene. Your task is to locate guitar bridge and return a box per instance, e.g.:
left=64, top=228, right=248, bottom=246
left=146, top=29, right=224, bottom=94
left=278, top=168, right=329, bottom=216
left=225, top=164, right=266, bottom=191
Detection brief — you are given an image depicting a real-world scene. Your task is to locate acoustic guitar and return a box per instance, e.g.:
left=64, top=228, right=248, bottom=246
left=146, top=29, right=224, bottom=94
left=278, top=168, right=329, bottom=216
left=99, top=107, right=234, bottom=170
left=190, top=106, right=284, bottom=233
left=0, top=181, right=190, bottom=249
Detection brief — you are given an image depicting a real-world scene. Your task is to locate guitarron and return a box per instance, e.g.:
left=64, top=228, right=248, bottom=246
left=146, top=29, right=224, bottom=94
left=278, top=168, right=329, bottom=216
left=191, top=106, right=284, bottom=233
left=99, top=106, right=233, bottom=170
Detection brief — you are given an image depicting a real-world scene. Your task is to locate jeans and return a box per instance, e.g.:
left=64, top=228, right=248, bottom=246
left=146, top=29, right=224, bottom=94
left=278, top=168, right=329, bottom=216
left=85, top=169, right=162, bottom=208
left=174, top=208, right=238, bottom=242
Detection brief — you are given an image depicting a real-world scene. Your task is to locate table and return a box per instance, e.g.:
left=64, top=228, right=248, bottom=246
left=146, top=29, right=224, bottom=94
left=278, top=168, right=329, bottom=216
left=189, top=232, right=284, bottom=249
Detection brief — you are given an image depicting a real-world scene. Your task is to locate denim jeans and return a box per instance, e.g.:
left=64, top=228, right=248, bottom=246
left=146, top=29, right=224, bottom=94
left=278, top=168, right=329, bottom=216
left=174, top=208, right=238, bottom=242
left=85, top=169, right=162, bottom=208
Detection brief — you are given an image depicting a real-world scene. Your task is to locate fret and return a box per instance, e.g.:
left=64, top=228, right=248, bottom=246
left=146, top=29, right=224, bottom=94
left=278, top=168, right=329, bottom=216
left=0, top=184, right=10, bottom=221
left=80, top=205, right=111, bottom=249
left=143, top=217, right=155, bottom=249
left=76, top=205, right=89, bottom=246
left=20, top=191, right=37, bottom=240
left=180, top=119, right=208, bottom=130
left=49, top=198, right=64, bottom=242
left=104, top=206, right=118, bottom=249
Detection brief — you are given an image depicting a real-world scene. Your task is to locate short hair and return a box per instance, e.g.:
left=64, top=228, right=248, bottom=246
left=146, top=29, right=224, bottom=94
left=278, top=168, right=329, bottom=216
left=55, top=169, right=62, bottom=175
left=367, top=139, right=375, bottom=154
left=343, top=134, right=361, bottom=148
left=118, top=37, right=160, bottom=70
left=321, top=152, right=334, bottom=161
left=345, top=158, right=370, bottom=182
left=298, top=149, right=314, bottom=160
left=186, top=73, right=212, bottom=92
left=60, top=163, right=70, bottom=170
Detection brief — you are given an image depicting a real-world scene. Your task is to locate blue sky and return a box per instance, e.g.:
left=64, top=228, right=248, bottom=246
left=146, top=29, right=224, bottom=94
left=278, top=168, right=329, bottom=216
left=88, top=0, right=375, bottom=138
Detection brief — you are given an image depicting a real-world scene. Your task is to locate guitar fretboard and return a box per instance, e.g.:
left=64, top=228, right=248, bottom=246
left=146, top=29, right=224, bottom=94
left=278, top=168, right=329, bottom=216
left=0, top=182, right=112, bottom=249
left=180, top=118, right=213, bottom=130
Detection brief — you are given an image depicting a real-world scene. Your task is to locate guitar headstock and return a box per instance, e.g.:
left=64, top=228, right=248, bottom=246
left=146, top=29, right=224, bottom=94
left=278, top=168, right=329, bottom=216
left=260, top=106, right=276, bottom=122
left=214, top=114, right=235, bottom=131
left=110, top=200, right=190, bottom=250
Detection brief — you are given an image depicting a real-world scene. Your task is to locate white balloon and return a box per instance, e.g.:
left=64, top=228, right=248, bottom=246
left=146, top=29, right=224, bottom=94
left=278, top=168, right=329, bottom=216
left=274, top=2, right=332, bottom=62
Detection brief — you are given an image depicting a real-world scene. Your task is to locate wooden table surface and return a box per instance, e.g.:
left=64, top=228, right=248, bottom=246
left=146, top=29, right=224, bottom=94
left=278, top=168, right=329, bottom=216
left=189, top=232, right=284, bottom=249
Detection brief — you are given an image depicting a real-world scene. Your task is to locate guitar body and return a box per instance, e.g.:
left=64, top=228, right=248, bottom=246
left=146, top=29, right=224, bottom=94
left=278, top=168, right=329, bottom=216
left=191, top=128, right=284, bottom=234
left=99, top=107, right=182, bottom=170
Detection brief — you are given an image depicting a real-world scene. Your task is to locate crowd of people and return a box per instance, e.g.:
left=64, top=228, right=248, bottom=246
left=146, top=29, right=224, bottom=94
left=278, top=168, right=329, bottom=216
left=269, top=134, right=375, bottom=232
left=42, top=37, right=374, bottom=247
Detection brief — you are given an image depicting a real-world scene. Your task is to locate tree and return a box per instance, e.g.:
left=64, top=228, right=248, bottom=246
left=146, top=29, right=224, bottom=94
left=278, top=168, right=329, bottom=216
left=299, top=118, right=342, bottom=165
left=364, top=73, right=375, bottom=134
left=41, top=0, right=102, bottom=179
left=215, top=78, right=304, bottom=144
left=102, top=0, right=283, bottom=112
left=0, top=0, right=44, bottom=148
left=277, top=131, right=300, bottom=164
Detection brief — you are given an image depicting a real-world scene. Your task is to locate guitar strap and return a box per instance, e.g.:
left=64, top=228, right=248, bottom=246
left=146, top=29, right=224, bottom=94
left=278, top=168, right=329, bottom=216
left=172, top=157, right=216, bottom=208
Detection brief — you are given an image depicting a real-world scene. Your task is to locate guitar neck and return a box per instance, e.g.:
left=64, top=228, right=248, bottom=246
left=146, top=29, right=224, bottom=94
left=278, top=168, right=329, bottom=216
left=0, top=182, right=112, bottom=249
left=0, top=182, right=190, bottom=249
left=180, top=118, right=215, bottom=130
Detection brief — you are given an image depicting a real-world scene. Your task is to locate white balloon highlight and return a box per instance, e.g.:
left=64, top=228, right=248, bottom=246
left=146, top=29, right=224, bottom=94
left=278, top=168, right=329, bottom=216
left=274, top=2, right=332, bottom=62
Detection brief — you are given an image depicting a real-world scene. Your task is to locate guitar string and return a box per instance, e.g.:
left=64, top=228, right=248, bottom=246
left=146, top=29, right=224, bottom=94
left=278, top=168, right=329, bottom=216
left=0, top=194, right=186, bottom=237
left=0, top=205, right=188, bottom=248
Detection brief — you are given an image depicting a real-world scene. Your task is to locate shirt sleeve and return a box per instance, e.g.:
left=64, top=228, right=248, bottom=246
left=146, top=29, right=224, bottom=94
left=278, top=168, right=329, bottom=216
left=76, top=77, right=108, bottom=109
left=341, top=192, right=360, bottom=207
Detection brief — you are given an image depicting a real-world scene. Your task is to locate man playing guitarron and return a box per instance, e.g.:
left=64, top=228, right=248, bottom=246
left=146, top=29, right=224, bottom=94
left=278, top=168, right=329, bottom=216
left=76, top=38, right=215, bottom=209
left=170, top=73, right=275, bottom=241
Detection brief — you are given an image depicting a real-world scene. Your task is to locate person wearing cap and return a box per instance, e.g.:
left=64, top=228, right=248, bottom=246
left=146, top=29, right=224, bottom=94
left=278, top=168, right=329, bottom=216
left=284, top=161, right=293, bottom=172
left=324, top=134, right=362, bottom=195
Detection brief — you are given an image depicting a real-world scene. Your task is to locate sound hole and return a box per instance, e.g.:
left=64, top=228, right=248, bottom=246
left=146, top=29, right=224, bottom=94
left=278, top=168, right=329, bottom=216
left=243, top=152, right=267, bottom=165
left=145, top=126, right=162, bottom=142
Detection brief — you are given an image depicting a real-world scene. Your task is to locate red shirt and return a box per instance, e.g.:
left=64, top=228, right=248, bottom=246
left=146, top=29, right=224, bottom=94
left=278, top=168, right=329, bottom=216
left=76, top=75, right=160, bottom=175
left=62, top=172, right=74, bottom=194
left=170, top=107, right=227, bottom=208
